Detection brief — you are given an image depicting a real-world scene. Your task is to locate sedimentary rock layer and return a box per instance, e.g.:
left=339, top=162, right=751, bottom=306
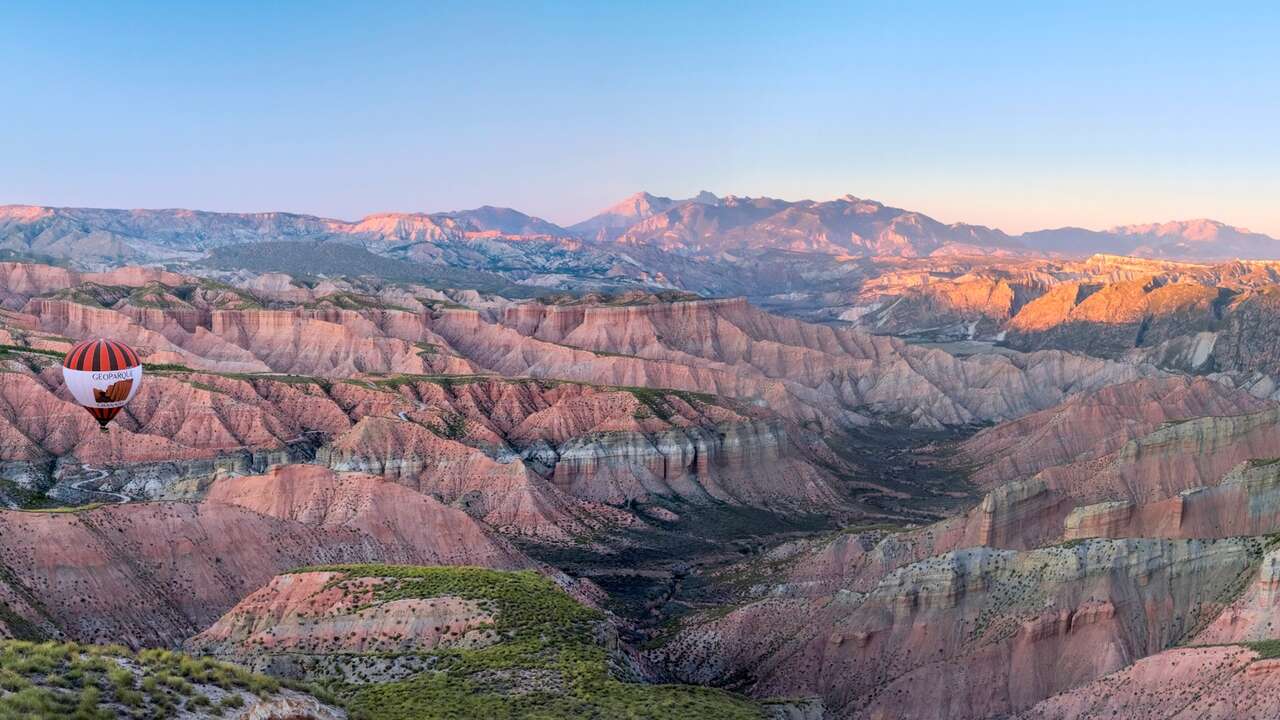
left=0, top=466, right=530, bottom=647
left=657, top=537, right=1263, bottom=720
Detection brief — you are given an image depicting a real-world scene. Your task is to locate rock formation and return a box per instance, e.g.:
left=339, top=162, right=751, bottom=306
left=0, top=466, right=532, bottom=646
left=656, top=538, right=1266, bottom=720
left=958, top=376, right=1272, bottom=489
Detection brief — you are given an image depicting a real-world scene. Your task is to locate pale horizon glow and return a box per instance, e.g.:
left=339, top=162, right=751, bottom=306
left=3, top=2, right=1278, bottom=236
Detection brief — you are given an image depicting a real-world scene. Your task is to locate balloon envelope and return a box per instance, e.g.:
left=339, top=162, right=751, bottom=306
left=61, top=339, right=143, bottom=429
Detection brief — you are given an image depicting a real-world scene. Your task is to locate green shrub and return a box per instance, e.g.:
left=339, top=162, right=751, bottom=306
left=0, top=640, right=311, bottom=719
left=290, top=565, right=763, bottom=720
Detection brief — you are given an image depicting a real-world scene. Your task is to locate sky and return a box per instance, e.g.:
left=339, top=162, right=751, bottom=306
left=3, top=1, right=1278, bottom=235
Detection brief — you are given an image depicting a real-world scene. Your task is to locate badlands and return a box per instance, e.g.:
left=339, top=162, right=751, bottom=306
left=6, top=196, right=1280, bottom=718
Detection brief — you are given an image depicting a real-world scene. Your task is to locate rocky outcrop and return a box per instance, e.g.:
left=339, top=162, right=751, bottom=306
left=1195, top=543, right=1280, bottom=645
left=2, top=349, right=845, bottom=534
left=657, top=538, right=1264, bottom=720
left=317, top=415, right=627, bottom=541
left=1061, top=459, right=1280, bottom=541
left=240, top=694, right=347, bottom=720
left=549, top=420, right=841, bottom=508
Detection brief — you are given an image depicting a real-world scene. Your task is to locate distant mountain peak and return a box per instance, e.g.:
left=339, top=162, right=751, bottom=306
left=1109, top=218, right=1239, bottom=241
left=568, top=191, right=682, bottom=238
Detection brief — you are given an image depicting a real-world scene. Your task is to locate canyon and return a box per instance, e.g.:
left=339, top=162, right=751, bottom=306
left=7, top=239, right=1280, bottom=719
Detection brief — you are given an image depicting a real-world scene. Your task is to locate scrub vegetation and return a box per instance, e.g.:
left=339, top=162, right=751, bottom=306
left=0, top=640, right=322, bottom=720
left=291, top=565, right=764, bottom=720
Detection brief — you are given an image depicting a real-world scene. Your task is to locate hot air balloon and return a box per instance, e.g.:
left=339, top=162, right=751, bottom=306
left=61, top=339, right=143, bottom=432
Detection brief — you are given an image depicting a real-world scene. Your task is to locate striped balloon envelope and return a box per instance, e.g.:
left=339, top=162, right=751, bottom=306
left=61, top=339, right=143, bottom=431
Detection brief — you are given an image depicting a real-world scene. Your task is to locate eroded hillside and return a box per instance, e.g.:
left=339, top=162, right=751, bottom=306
left=8, top=257, right=1280, bottom=719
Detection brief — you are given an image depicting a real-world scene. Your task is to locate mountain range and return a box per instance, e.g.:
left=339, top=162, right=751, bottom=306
left=3, top=194, right=1278, bottom=291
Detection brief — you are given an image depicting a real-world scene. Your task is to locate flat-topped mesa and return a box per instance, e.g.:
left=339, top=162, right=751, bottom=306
left=0, top=262, right=185, bottom=302
left=118, top=303, right=210, bottom=335
left=23, top=298, right=159, bottom=342
left=499, top=297, right=751, bottom=355
left=84, top=266, right=187, bottom=288
left=19, top=298, right=271, bottom=372
left=0, top=262, right=79, bottom=304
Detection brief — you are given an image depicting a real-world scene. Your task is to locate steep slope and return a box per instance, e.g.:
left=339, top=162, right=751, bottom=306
left=957, top=376, right=1272, bottom=488
left=1028, top=405, right=1280, bottom=507
left=656, top=538, right=1267, bottom=720
left=0, top=466, right=533, bottom=647
left=1195, top=543, right=1280, bottom=645
left=0, top=342, right=849, bottom=539
left=1061, top=459, right=1280, bottom=542
left=1014, top=645, right=1280, bottom=720
left=434, top=297, right=1154, bottom=430
left=1004, top=278, right=1227, bottom=357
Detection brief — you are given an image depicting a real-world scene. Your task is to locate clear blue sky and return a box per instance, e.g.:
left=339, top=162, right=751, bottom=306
left=3, top=1, right=1278, bottom=234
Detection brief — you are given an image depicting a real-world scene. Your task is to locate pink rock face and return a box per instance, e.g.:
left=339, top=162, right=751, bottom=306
left=657, top=538, right=1262, bottom=720
left=4, top=342, right=849, bottom=537
left=1195, top=546, right=1280, bottom=644
left=205, top=465, right=531, bottom=569
left=1032, top=405, right=1280, bottom=507
left=188, top=571, right=498, bottom=657
left=959, top=376, right=1272, bottom=489
left=0, top=368, right=353, bottom=464
left=0, top=262, right=78, bottom=307
left=3, top=259, right=1161, bottom=431
left=1060, top=458, right=1280, bottom=542
left=432, top=295, right=1153, bottom=430
left=0, top=466, right=531, bottom=647
left=1014, top=646, right=1280, bottom=720
left=318, top=414, right=631, bottom=541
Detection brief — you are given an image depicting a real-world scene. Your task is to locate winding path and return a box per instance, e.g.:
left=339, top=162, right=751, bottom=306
left=69, top=466, right=131, bottom=504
